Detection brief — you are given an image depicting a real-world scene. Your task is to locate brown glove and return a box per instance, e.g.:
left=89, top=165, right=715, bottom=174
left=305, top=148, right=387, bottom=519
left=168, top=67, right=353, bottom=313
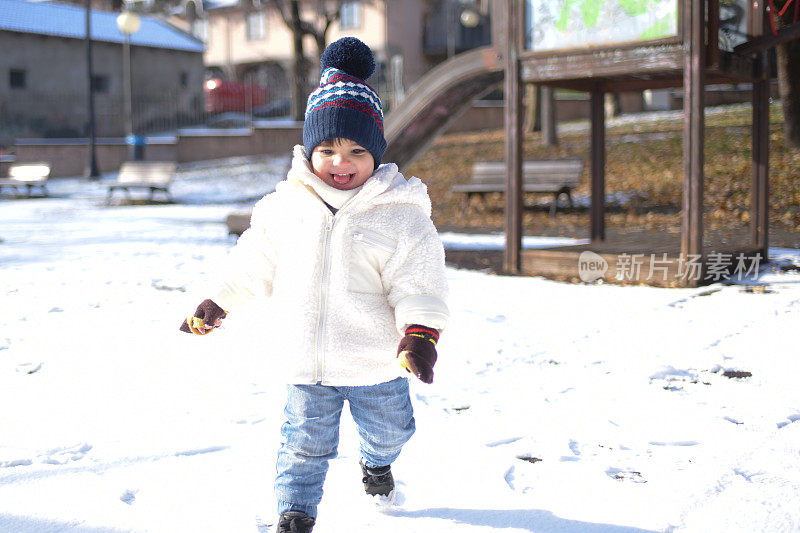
left=397, top=324, right=439, bottom=384
left=179, top=299, right=227, bottom=335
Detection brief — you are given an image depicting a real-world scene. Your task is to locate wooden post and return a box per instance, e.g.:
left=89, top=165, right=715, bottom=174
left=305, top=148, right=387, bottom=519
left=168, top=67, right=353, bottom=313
left=590, top=88, right=606, bottom=241
left=707, top=0, right=720, bottom=67
left=751, top=9, right=770, bottom=258
left=542, top=85, right=557, bottom=146
left=681, top=0, right=706, bottom=287
left=503, top=0, right=523, bottom=274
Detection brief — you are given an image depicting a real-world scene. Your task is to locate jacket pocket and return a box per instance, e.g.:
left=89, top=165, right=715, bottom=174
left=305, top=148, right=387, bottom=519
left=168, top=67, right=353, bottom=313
left=348, top=227, right=397, bottom=294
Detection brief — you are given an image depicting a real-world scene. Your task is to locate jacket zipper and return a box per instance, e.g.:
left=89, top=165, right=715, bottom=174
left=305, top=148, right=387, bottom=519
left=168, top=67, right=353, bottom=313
left=314, top=214, right=335, bottom=384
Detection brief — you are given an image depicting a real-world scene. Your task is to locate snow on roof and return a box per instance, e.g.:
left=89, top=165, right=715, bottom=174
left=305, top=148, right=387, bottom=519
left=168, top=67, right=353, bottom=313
left=0, top=0, right=204, bottom=53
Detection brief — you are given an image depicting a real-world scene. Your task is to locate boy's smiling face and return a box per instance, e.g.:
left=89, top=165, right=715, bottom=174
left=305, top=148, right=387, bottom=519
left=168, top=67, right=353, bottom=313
left=310, top=138, right=375, bottom=190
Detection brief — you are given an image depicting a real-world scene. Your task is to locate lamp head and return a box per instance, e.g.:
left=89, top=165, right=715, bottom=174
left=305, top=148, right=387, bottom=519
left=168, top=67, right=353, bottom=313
left=116, top=11, right=141, bottom=35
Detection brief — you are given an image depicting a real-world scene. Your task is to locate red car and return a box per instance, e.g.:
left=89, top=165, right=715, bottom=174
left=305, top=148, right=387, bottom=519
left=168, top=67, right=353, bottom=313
left=205, top=79, right=269, bottom=113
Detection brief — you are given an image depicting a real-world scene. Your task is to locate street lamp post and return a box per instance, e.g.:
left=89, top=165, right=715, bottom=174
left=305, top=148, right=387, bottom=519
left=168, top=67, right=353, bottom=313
left=116, top=10, right=142, bottom=161
left=85, top=0, right=100, bottom=179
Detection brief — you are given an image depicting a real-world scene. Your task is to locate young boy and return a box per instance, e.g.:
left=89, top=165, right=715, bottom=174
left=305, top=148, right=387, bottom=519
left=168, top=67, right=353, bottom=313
left=180, top=37, right=449, bottom=533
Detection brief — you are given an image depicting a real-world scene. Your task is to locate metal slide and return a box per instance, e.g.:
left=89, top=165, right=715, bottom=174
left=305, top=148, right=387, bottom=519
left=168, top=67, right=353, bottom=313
left=383, top=46, right=504, bottom=171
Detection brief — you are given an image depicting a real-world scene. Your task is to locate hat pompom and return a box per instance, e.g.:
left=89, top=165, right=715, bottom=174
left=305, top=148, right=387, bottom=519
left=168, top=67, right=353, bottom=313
left=320, top=37, right=375, bottom=80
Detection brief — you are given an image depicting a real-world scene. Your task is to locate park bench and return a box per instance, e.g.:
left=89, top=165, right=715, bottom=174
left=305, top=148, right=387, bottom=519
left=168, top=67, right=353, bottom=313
left=451, top=158, right=583, bottom=216
left=106, top=161, right=177, bottom=204
left=0, top=162, right=51, bottom=197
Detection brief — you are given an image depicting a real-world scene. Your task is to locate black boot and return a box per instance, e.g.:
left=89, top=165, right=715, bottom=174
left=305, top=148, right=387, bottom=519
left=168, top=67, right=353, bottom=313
left=276, top=511, right=315, bottom=533
left=360, top=460, right=395, bottom=497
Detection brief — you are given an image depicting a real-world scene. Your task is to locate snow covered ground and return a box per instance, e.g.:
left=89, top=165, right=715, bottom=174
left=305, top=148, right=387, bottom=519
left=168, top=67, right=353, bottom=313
left=1, top=157, right=799, bottom=533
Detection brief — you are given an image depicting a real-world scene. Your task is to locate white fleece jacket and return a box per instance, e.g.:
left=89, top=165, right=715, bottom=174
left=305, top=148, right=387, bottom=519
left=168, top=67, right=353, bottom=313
left=213, top=146, right=449, bottom=386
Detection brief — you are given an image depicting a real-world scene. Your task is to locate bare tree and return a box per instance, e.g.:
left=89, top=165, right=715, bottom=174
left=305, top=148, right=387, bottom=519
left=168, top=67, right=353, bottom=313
left=268, top=0, right=348, bottom=120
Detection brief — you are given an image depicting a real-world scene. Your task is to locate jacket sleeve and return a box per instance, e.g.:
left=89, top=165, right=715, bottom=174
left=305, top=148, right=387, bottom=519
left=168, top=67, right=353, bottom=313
left=382, top=214, right=449, bottom=334
left=212, top=198, right=278, bottom=311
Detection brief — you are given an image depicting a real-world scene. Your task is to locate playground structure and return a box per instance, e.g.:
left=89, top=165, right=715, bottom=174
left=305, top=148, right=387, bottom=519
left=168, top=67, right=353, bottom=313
left=383, top=0, right=798, bottom=287
left=221, top=1, right=798, bottom=287
left=496, top=0, right=790, bottom=286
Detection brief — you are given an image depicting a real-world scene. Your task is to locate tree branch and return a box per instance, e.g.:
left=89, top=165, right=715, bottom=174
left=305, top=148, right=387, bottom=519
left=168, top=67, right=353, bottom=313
left=266, top=0, right=292, bottom=29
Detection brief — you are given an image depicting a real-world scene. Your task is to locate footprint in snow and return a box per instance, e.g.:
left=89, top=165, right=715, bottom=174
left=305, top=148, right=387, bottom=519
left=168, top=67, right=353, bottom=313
left=120, top=489, right=138, bottom=505
left=568, top=439, right=581, bottom=456
left=0, top=458, right=34, bottom=468
left=777, top=413, right=800, bottom=429
left=607, top=467, right=647, bottom=483
left=485, top=436, right=523, bottom=448
left=40, top=443, right=92, bottom=465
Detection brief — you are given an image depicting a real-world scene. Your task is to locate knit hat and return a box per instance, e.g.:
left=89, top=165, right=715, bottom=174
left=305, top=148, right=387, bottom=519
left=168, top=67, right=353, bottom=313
left=303, top=37, right=387, bottom=167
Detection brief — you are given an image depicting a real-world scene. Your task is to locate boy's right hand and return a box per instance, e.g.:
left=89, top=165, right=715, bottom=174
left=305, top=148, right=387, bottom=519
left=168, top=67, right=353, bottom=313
left=179, top=299, right=227, bottom=335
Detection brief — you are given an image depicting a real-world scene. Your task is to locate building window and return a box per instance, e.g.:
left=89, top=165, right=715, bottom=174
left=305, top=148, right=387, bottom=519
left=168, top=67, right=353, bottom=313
left=246, top=11, right=267, bottom=41
left=9, top=69, right=26, bottom=89
left=193, top=18, right=209, bottom=42
left=92, top=75, right=109, bottom=93
left=340, top=1, right=362, bottom=30
left=180, top=72, right=189, bottom=88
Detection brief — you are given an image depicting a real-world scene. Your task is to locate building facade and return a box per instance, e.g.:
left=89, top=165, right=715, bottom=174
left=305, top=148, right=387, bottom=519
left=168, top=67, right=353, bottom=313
left=0, top=0, right=205, bottom=145
left=172, top=0, right=491, bottom=111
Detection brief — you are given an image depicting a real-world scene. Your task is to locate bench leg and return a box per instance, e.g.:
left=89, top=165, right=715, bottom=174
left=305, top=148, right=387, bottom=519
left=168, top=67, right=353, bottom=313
left=25, top=184, right=47, bottom=198
left=466, top=192, right=488, bottom=210
left=149, top=187, right=173, bottom=203
left=550, top=188, right=573, bottom=217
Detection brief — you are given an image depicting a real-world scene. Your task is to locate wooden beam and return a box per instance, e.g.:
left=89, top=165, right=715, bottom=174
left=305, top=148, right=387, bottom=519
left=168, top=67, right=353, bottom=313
left=503, top=0, right=523, bottom=274
left=590, top=89, right=606, bottom=242
left=735, top=21, right=800, bottom=56
left=681, top=0, right=706, bottom=288
left=520, top=44, right=684, bottom=84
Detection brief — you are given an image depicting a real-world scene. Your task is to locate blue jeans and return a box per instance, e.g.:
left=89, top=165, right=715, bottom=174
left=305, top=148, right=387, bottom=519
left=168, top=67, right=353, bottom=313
left=274, top=377, right=415, bottom=518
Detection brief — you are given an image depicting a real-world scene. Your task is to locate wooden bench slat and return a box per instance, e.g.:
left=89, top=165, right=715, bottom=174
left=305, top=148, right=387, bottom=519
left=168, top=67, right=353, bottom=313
left=107, top=161, right=177, bottom=204
left=467, top=175, right=581, bottom=185
left=0, top=162, right=51, bottom=197
left=452, top=158, right=584, bottom=216
left=452, top=182, right=579, bottom=193
left=8, top=163, right=51, bottom=182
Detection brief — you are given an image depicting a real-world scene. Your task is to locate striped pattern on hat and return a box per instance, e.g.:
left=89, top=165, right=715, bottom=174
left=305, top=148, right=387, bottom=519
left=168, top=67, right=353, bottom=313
left=303, top=37, right=387, bottom=166
left=305, top=67, right=384, bottom=131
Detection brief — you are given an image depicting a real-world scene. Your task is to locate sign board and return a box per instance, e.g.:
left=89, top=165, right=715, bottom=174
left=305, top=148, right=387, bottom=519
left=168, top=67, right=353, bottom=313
left=524, top=0, right=680, bottom=51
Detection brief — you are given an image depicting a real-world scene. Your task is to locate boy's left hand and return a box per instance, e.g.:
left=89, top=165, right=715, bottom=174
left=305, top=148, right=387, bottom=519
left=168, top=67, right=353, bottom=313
left=179, top=299, right=227, bottom=335
left=397, top=325, right=439, bottom=384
